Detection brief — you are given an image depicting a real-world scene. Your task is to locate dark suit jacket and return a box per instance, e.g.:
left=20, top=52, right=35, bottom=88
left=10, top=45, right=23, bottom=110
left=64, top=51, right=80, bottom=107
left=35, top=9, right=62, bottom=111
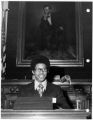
left=19, top=81, right=71, bottom=109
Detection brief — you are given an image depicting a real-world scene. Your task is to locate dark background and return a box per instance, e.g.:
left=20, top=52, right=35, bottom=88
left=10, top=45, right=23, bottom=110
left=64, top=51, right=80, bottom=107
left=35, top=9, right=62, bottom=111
left=6, top=2, right=92, bottom=81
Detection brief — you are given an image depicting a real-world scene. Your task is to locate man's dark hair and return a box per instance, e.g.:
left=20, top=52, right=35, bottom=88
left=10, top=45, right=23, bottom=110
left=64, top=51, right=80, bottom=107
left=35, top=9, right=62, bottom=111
left=31, top=55, right=50, bottom=71
left=43, top=5, right=52, bottom=10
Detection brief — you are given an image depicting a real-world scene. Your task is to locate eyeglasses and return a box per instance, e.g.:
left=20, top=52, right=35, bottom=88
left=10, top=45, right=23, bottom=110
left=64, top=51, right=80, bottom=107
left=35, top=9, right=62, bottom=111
left=35, top=68, right=47, bottom=73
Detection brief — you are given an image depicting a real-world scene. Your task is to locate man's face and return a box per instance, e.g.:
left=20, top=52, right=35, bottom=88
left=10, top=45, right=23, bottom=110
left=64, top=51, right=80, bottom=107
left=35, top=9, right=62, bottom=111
left=32, top=63, right=47, bottom=83
left=44, top=6, right=50, bottom=14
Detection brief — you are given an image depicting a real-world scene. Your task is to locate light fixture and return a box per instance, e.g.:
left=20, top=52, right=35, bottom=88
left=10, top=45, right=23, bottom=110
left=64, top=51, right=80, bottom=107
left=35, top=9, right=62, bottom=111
left=86, top=59, right=90, bottom=63
left=86, top=8, right=90, bottom=13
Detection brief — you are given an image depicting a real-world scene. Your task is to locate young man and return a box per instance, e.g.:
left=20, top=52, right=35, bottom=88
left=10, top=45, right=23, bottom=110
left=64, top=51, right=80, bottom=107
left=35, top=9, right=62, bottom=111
left=19, top=55, right=72, bottom=109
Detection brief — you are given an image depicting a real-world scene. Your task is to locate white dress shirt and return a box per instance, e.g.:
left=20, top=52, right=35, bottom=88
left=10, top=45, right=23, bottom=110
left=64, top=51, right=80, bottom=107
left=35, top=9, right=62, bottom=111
left=47, top=15, right=52, bottom=25
left=34, top=79, right=47, bottom=92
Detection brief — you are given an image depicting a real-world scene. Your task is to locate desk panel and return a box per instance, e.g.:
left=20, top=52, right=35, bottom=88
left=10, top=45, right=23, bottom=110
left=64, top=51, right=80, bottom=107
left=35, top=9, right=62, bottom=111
left=1, top=109, right=91, bottom=119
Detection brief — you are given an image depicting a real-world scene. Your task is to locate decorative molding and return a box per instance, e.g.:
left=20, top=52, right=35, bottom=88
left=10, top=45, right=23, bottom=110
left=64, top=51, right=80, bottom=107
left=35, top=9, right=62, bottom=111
left=1, top=79, right=91, bottom=86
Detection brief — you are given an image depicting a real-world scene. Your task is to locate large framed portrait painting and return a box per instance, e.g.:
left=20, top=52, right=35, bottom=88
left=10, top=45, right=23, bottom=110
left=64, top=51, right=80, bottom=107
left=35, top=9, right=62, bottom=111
left=16, top=2, right=84, bottom=67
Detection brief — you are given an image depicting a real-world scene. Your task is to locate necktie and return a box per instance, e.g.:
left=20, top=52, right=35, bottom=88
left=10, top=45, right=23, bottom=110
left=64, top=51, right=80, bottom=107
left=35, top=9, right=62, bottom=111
left=38, top=84, right=44, bottom=97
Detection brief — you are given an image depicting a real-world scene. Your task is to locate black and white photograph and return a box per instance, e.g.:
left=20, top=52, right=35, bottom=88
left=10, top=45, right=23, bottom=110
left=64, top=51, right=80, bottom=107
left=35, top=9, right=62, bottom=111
left=1, top=1, right=92, bottom=119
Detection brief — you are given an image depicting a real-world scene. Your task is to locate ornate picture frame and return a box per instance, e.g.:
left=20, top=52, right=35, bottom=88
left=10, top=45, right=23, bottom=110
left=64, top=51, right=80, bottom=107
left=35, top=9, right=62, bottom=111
left=16, top=2, right=84, bottom=67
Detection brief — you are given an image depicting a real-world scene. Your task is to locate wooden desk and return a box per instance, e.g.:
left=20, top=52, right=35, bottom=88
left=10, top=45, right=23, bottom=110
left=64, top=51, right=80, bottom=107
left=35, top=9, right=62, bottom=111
left=1, top=109, right=91, bottom=119
left=1, top=79, right=92, bottom=110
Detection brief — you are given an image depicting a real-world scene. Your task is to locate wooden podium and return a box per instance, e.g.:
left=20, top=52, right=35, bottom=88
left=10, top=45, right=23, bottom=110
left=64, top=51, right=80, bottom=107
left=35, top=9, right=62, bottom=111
left=1, top=109, right=91, bottom=119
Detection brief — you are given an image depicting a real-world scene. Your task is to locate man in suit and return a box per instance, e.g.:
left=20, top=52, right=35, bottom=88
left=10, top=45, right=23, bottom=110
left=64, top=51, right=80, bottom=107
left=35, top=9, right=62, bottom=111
left=19, top=55, right=72, bottom=109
